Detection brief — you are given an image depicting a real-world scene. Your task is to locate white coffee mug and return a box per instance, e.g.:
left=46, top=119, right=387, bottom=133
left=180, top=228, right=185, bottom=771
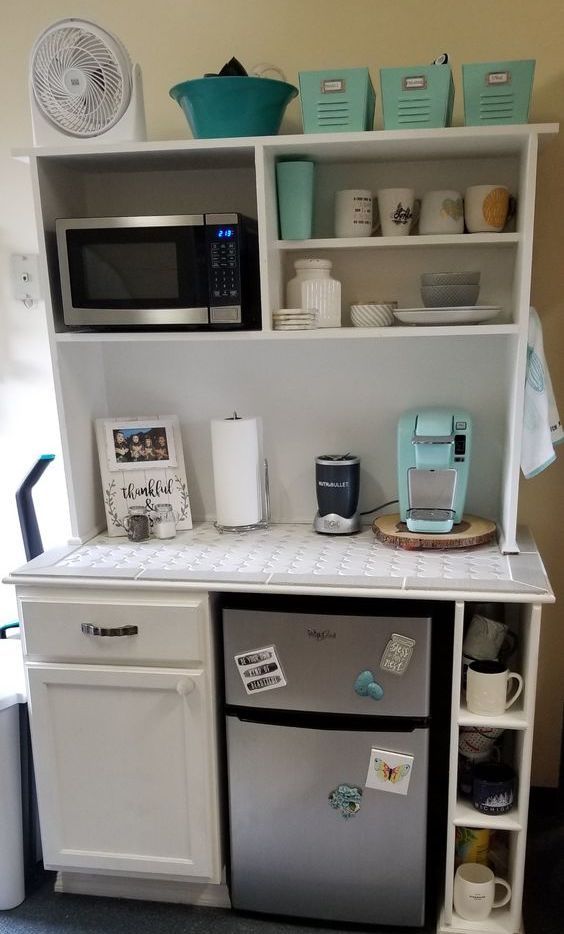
left=334, top=189, right=373, bottom=238
left=466, top=660, right=523, bottom=716
left=419, top=189, right=464, bottom=235
left=454, top=863, right=511, bottom=921
left=376, top=188, right=418, bottom=236
left=464, top=184, right=510, bottom=233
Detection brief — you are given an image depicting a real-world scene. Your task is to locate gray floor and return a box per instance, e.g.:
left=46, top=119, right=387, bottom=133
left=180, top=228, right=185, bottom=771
left=0, top=790, right=562, bottom=934
left=0, top=878, right=434, bottom=934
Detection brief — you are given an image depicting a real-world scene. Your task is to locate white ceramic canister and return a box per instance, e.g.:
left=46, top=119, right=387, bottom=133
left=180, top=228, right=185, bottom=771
left=286, top=258, right=341, bottom=328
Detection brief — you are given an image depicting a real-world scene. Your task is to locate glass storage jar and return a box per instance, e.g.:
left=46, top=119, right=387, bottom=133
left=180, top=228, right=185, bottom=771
left=152, top=503, right=177, bottom=539
left=286, top=258, right=341, bottom=328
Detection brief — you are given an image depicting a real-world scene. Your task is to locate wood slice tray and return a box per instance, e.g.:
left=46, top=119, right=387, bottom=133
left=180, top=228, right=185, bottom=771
left=372, top=514, right=497, bottom=550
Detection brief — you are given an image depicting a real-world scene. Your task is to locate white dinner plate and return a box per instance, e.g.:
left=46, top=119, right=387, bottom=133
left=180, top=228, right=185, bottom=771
left=393, top=305, right=501, bottom=325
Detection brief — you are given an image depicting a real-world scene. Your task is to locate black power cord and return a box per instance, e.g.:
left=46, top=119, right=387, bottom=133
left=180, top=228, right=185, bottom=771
left=359, top=498, right=399, bottom=517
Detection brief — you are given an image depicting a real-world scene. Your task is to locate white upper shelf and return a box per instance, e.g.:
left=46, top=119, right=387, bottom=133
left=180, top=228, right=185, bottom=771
left=13, top=123, right=559, bottom=165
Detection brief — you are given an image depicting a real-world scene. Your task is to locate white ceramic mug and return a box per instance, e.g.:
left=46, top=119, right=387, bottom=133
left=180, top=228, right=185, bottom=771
left=454, top=863, right=511, bottom=921
left=419, top=189, right=464, bottom=235
left=376, top=188, right=418, bottom=236
left=466, top=660, right=523, bottom=716
left=334, top=189, right=373, bottom=238
left=464, top=185, right=510, bottom=233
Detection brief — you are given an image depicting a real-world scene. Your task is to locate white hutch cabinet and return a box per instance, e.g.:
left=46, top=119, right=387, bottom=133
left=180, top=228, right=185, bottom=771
left=10, top=123, right=558, bottom=932
left=18, top=123, right=557, bottom=549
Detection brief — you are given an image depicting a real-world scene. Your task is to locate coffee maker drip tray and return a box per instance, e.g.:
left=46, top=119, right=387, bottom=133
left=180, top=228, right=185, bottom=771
left=407, top=508, right=455, bottom=523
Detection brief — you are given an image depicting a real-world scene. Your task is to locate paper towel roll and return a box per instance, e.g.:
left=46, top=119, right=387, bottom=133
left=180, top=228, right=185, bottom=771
left=211, top=415, right=263, bottom=527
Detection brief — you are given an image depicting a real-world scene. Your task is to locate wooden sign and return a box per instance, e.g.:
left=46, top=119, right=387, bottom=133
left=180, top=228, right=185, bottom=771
left=95, top=415, right=192, bottom=537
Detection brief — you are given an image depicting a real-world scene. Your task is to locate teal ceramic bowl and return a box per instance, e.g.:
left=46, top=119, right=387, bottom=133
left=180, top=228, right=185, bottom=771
left=170, top=76, right=298, bottom=139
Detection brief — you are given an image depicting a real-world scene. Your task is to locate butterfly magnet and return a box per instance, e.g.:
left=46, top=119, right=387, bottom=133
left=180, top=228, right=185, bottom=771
left=365, top=748, right=414, bottom=795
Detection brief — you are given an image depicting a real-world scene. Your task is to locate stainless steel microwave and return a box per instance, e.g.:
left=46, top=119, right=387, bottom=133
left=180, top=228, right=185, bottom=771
left=55, top=213, right=261, bottom=330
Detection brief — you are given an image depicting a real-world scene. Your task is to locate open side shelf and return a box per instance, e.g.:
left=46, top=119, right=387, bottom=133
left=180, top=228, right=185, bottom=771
left=276, top=233, right=521, bottom=250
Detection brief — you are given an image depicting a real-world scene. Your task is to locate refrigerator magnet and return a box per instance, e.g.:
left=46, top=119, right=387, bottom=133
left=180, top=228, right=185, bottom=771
left=380, top=633, right=416, bottom=676
left=365, top=748, right=414, bottom=795
left=234, top=645, right=287, bottom=694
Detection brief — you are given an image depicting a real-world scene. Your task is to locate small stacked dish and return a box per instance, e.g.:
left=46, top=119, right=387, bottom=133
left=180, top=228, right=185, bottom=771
left=350, top=302, right=397, bottom=327
left=420, top=271, right=481, bottom=308
left=273, top=308, right=318, bottom=330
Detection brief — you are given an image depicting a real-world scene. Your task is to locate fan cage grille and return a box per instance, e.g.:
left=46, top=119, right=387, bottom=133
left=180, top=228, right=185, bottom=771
left=31, top=24, right=132, bottom=138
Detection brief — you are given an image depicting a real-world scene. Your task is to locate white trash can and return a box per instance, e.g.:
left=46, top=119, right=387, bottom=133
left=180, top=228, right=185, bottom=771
left=0, top=639, right=26, bottom=910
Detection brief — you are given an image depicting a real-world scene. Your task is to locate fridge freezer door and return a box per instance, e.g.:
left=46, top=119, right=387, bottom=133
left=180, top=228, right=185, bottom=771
left=223, top=609, right=431, bottom=717
left=226, top=716, right=429, bottom=927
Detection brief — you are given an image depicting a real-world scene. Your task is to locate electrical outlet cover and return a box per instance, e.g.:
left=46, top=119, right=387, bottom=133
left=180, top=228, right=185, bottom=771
left=11, top=254, right=41, bottom=303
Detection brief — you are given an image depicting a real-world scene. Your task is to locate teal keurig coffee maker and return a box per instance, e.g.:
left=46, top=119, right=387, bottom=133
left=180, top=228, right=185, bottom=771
left=397, top=409, right=472, bottom=534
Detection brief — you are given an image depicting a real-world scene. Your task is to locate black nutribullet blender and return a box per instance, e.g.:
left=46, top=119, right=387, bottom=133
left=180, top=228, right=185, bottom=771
left=313, top=454, right=361, bottom=534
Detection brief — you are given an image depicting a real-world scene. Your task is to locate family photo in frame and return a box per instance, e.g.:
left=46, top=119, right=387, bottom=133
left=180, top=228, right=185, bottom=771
left=96, top=415, right=192, bottom=537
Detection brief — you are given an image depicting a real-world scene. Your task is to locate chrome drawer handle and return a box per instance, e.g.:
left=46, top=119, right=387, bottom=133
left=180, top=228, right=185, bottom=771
left=81, top=623, right=138, bottom=637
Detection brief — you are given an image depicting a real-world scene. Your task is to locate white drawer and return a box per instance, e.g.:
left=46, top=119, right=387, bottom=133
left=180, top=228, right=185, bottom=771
left=20, top=596, right=208, bottom=664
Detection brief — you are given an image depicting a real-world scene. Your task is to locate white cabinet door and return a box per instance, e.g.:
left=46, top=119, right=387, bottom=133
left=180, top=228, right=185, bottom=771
left=26, top=663, right=220, bottom=881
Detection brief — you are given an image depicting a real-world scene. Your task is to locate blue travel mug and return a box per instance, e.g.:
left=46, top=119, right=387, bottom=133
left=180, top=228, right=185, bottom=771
left=276, top=160, right=315, bottom=240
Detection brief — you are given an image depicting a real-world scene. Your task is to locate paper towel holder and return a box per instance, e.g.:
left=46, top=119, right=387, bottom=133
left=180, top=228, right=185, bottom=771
left=214, top=458, right=270, bottom=533
left=213, top=412, right=271, bottom=534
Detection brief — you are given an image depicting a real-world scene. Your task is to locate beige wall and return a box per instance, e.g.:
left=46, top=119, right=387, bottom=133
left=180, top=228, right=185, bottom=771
left=1, top=0, right=562, bottom=783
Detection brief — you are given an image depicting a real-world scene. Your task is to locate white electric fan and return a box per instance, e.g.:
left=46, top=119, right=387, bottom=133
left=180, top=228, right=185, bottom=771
left=29, top=18, right=146, bottom=145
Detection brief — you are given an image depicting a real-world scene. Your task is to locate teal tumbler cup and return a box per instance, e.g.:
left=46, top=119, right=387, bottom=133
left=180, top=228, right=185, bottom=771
left=276, top=160, right=315, bottom=240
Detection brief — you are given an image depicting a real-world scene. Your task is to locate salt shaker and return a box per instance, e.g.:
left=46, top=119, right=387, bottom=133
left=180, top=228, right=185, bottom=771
left=286, top=258, right=341, bottom=328
left=152, top=503, right=177, bottom=539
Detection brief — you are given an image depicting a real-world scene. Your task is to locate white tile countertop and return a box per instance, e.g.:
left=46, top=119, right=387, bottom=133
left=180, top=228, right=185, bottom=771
left=5, top=523, right=554, bottom=602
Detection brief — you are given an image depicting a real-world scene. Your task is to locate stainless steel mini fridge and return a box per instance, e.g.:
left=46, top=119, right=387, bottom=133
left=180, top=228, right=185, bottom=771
left=223, top=603, right=433, bottom=927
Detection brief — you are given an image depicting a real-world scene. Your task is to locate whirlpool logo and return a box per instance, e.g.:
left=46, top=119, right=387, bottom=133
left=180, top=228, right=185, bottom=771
left=307, top=628, right=336, bottom=641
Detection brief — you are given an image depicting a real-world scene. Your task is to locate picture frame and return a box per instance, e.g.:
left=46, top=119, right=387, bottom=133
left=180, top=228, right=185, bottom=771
left=95, top=415, right=192, bottom=537
left=104, top=417, right=178, bottom=471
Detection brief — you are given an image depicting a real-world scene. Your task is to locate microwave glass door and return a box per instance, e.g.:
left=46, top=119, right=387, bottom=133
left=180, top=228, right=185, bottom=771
left=65, top=225, right=208, bottom=312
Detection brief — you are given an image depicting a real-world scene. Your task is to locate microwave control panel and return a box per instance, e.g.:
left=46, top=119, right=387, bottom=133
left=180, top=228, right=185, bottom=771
left=206, top=215, right=242, bottom=322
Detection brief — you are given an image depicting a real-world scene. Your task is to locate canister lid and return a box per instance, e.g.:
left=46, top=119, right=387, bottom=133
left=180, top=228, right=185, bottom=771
left=316, top=453, right=360, bottom=465
left=294, top=258, right=332, bottom=270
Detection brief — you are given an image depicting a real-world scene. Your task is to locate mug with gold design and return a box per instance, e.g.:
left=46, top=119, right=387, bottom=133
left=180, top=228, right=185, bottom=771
left=419, top=189, right=464, bottom=235
left=464, top=185, right=512, bottom=233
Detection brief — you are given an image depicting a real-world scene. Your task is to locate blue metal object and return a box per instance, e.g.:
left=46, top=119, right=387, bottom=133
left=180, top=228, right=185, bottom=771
left=380, top=64, right=455, bottom=129
left=15, top=454, right=55, bottom=561
left=463, top=60, right=535, bottom=126
left=299, top=68, right=376, bottom=133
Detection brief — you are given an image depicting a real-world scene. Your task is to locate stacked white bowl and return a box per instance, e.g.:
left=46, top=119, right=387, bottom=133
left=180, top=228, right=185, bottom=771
left=420, top=271, right=480, bottom=308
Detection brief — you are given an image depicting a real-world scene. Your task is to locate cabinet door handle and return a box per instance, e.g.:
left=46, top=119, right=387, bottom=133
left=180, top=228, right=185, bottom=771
left=81, top=623, right=138, bottom=637
left=176, top=678, right=195, bottom=696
